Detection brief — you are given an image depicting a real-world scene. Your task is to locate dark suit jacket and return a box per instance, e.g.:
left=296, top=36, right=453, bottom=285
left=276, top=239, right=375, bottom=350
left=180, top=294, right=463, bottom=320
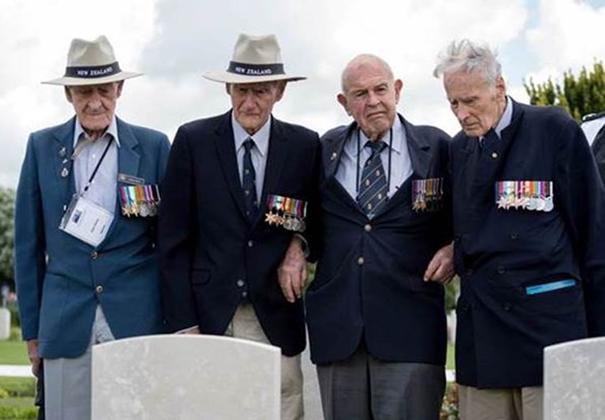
left=159, top=111, right=320, bottom=356
left=451, top=100, right=605, bottom=388
left=305, top=115, right=452, bottom=365
left=591, top=123, right=605, bottom=182
left=15, top=117, right=170, bottom=358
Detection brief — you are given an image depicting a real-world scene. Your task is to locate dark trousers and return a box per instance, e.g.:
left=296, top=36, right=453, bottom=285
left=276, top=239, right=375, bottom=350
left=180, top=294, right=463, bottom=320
left=317, top=341, right=445, bottom=420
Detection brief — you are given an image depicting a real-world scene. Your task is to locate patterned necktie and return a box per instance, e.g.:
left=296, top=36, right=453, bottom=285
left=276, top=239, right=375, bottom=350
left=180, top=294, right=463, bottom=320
left=242, top=138, right=258, bottom=220
left=358, top=140, right=388, bottom=217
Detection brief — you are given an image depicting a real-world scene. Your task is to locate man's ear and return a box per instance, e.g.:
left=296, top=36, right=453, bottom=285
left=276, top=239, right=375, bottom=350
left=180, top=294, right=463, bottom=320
left=337, top=93, right=350, bottom=116
left=394, top=79, right=403, bottom=103
left=64, top=86, right=73, bottom=103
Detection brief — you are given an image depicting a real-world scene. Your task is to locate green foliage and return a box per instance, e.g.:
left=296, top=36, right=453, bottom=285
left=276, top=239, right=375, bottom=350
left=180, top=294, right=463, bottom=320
left=0, top=378, right=35, bottom=398
left=0, top=187, right=15, bottom=291
left=445, top=277, right=460, bottom=312
left=440, top=382, right=459, bottom=419
left=0, top=404, right=38, bottom=419
left=524, top=61, right=605, bottom=122
left=0, top=340, right=29, bottom=365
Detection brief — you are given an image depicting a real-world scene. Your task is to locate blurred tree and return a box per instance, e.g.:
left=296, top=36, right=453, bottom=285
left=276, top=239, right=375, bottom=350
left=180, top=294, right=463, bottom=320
left=0, top=187, right=15, bottom=291
left=524, top=61, right=605, bottom=122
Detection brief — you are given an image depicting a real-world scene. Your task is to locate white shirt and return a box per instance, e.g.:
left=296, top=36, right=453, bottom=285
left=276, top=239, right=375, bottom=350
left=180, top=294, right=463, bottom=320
left=335, top=116, right=413, bottom=200
left=72, top=116, right=120, bottom=214
left=231, top=113, right=270, bottom=201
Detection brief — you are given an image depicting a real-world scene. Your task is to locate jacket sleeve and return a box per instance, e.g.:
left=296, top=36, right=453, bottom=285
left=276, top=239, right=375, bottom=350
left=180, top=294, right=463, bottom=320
left=555, top=119, right=605, bottom=336
left=158, top=126, right=199, bottom=332
left=14, top=134, right=47, bottom=341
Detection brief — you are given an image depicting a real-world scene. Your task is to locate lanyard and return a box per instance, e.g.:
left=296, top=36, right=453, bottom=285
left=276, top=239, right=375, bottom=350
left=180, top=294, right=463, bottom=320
left=77, top=136, right=114, bottom=195
left=355, top=128, right=393, bottom=193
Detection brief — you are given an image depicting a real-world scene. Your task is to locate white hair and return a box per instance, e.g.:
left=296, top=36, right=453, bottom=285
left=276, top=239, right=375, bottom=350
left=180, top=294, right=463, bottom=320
left=433, top=39, right=502, bottom=84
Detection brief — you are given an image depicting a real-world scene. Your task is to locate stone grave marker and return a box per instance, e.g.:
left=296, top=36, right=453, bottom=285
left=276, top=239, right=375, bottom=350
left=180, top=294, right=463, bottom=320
left=544, top=336, right=605, bottom=420
left=91, top=335, right=280, bottom=420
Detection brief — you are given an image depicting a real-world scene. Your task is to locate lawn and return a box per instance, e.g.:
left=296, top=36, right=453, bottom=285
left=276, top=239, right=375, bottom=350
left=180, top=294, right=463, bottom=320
left=0, top=341, right=28, bottom=365
left=0, top=377, right=37, bottom=419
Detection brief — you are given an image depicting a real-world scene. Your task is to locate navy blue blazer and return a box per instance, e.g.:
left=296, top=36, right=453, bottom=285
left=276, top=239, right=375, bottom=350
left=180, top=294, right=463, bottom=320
left=15, top=117, right=170, bottom=358
left=591, top=124, right=605, bottom=182
left=451, top=100, right=605, bottom=388
left=159, top=111, right=320, bottom=357
left=305, top=115, right=452, bottom=365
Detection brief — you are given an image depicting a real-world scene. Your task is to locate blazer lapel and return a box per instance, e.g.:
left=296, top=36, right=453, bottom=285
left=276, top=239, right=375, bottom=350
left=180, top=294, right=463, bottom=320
left=52, top=118, right=77, bottom=206
left=213, top=112, right=248, bottom=219
left=403, top=116, right=431, bottom=180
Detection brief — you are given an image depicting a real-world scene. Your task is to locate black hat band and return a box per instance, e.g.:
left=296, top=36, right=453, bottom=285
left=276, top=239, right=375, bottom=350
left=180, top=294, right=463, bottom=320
left=227, top=61, right=285, bottom=77
left=64, top=62, right=121, bottom=78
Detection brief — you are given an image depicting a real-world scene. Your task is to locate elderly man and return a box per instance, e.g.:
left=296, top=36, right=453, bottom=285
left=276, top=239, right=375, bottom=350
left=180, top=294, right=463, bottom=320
left=159, top=33, right=319, bottom=420
left=304, top=54, right=453, bottom=419
left=15, top=36, right=170, bottom=420
left=434, top=39, right=605, bottom=420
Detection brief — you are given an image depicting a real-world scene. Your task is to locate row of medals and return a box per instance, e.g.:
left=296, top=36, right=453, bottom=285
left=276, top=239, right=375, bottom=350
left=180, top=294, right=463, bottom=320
left=265, top=211, right=306, bottom=232
left=497, top=194, right=554, bottom=211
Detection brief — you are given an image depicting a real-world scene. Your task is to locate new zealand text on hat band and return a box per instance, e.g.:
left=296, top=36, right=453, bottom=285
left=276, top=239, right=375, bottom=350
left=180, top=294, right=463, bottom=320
left=227, top=61, right=285, bottom=76
left=64, top=62, right=121, bottom=78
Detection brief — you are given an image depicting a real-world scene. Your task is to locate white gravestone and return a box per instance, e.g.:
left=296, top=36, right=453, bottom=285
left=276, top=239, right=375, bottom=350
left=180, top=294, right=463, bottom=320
left=91, top=335, right=280, bottom=420
left=0, top=307, right=10, bottom=340
left=544, top=337, right=605, bottom=420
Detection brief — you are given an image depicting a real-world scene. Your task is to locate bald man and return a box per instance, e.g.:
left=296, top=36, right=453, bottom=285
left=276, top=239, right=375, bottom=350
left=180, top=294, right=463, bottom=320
left=303, top=54, right=453, bottom=420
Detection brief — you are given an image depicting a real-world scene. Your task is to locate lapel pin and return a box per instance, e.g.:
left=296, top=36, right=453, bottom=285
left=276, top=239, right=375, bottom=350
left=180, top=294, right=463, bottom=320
left=59, top=147, right=67, bottom=158
left=330, top=152, right=337, bottom=161
left=61, top=167, right=69, bottom=178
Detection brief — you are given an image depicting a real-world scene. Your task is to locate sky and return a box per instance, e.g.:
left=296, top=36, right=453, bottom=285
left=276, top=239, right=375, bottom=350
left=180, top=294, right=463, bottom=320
left=1, top=0, right=604, bottom=188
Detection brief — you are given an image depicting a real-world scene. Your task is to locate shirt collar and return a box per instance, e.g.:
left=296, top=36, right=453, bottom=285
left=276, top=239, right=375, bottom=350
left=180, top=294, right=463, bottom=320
left=231, top=112, right=271, bottom=157
left=73, top=115, right=120, bottom=148
left=346, top=115, right=405, bottom=157
left=493, top=96, right=513, bottom=138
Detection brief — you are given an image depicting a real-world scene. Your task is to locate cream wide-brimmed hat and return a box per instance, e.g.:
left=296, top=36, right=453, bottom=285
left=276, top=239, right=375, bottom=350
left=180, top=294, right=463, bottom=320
left=42, top=35, right=142, bottom=86
left=203, top=33, right=306, bottom=84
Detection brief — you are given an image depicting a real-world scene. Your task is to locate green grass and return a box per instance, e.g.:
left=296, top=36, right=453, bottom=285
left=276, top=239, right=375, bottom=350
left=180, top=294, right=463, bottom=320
left=0, top=377, right=35, bottom=397
left=446, top=343, right=455, bottom=371
left=0, top=377, right=37, bottom=420
left=0, top=341, right=28, bottom=365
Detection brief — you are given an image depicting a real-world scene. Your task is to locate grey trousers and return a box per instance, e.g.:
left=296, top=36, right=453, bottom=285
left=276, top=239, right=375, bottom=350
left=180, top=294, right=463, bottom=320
left=44, top=306, right=115, bottom=420
left=317, top=342, right=445, bottom=420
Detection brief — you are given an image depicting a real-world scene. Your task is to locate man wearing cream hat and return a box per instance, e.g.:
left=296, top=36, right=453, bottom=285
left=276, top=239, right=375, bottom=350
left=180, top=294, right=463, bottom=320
left=160, top=33, right=319, bottom=419
left=14, top=35, right=170, bottom=420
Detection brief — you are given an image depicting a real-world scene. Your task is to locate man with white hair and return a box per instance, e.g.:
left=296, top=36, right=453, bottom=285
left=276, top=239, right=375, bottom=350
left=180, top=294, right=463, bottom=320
left=15, top=36, right=170, bottom=420
left=434, top=39, right=605, bottom=420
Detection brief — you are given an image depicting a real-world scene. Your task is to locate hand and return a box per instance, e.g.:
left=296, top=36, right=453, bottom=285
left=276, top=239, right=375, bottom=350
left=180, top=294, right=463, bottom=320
left=174, top=326, right=201, bottom=335
left=27, top=339, right=41, bottom=377
left=277, top=236, right=308, bottom=303
left=423, top=243, right=454, bottom=284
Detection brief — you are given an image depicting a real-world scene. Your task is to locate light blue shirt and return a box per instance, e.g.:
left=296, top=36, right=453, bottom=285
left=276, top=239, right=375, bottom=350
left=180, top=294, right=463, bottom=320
left=335, top=116, right=413, bottom=200
left=73, top=116, right=120, bottom=214
left=232, top=113, right=270, bottom=201
left=482, top=96, right=513, bottom=141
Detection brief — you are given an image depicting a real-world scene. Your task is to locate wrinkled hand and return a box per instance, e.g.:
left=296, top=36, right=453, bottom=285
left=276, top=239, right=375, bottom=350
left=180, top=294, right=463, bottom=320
left=278, top=237, right=308, bottom=303
left=423, top=243, right=454, bottom=284
left=27, top=339, right=41, bottom=377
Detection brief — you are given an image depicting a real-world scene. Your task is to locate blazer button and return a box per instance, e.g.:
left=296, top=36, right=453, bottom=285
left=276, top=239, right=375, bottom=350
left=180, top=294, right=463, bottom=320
left=241, top=291, right=248, bottom=298
left=247, top=240, right=254, bottom=248
left=364, top=224, right=372, bottom=232
left=95, top=285, right=103, bottom=294
left=357, top=256, right=365, bottom=265
left=236, top=279, right=245, bottom=288
left=497, top=267, right=506, bottom=275
left=91, top=251, right=99, bottom=260
left=510, top=233, right=519, bottom=240
left=491, top=152, right=498, bottom=159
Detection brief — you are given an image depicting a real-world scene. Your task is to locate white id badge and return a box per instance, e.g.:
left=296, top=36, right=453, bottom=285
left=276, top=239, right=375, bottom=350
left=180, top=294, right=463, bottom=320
left=59, top=194, right=114, bottom=247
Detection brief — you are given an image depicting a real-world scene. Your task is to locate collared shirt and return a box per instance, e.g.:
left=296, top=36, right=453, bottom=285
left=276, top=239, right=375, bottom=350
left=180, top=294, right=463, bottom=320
left=232, top=112, right=270, bottom=200
left=481, top=96, right=513, bottom=142
left=73, top=116, right=120, bottom=214
left=335, top=116, right=413, bottom=200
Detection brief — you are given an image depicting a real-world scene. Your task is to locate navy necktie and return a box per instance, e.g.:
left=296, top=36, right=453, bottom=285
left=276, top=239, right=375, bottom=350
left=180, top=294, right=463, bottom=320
left=480, top=128, right=499, bottom=153
left=357, top=140, right=388, bottom=217
left=242, top=138, right=258, bottom=220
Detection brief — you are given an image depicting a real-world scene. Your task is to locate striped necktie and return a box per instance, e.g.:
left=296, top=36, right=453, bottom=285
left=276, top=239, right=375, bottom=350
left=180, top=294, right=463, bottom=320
left=357, top=140, right=388, bottom=217
left=242, top=138, right=258, bottom=220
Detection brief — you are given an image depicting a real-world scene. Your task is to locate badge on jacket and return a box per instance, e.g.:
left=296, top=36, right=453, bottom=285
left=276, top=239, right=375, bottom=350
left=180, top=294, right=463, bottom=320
left=495, top=180, right=554, bottom=211
left=118, top=184, right=161, bottom=217
left=412, top=178, right=444, bottom=212
left=264, top=194, right=307, bottom=232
